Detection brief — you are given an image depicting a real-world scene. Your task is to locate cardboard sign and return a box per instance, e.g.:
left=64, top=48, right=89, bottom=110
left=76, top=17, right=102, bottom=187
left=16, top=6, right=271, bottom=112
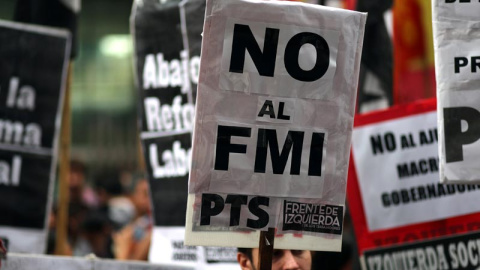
left=0, top=20, right=70, bottom=253
left=347, top=99, right=480, bottom=268
left=433, top=0, right=480, bottom=183
left=186, top=0, right=366, bottom=250
left=1, top=253, right=194, bottom=270
left=149, top=227, right=238, bottom=270
left=132, top=0, right=202, bottom=227
left=132, top=1, right=238, bottom=266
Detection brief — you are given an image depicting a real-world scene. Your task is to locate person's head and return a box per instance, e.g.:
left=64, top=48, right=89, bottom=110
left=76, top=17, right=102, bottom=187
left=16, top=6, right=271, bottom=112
left=237, top=248, right=312, bottom=270
left=80, top=210, right=113, bottom=258
left=95, top=170, right=122, bottom=206
left=69, top=160, right=87, bottom=202
left=130, top=177, right=151, bottom=217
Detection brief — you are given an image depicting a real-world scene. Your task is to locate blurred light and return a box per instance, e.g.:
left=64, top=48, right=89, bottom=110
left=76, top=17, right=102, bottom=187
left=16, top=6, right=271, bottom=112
left=99, top=35, right=132, bottom=58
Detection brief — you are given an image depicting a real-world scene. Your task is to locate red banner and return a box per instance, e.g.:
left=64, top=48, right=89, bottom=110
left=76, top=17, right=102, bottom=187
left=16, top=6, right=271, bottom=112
left=393, top=0, right=436, bottom=104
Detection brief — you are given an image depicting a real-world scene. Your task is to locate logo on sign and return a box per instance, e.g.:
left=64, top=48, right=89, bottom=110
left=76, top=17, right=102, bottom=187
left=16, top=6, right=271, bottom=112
left=282, top=201, right=343, bottom=235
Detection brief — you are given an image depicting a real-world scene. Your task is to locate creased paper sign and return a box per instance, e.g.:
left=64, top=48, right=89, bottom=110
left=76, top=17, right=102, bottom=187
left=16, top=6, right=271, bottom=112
left=433, top=0, right=480, bottom=183
left=185, top=0, right=366, bottom=250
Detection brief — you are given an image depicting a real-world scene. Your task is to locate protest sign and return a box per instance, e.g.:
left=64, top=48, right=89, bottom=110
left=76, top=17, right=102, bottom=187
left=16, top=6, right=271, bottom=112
left=185, top=0, right=366, bottom=251
left=0, top=253, right=193, bottom=270
left=131, top=0, right=200, bottom=226
left=364, top=231, right=480, bottom=270
left=131, top=1, right=238, bottom=267
left=348, top=99, right=480, bottom=269
left=0, top=20, right=70, bottom=253
left=132, top=0, right=201, bottom=227
left=149, top=227, right=238, bottom=269
left=433, top=0, right=480, bottom=183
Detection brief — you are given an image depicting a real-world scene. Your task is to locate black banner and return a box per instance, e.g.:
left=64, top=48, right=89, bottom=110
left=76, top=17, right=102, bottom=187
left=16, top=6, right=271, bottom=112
left=364, top=231, right=480, bottom=270
left=132, top=0, right=204, bottom=226
left=0, top=20, right=69, bottom=247
left=14, top=0, right=80, bottom=59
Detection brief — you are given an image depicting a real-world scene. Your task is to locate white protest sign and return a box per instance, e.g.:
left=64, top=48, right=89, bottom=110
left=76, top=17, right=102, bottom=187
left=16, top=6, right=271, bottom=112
left=434, top=0, right=480, bottom=20
left=186, top=0, right=366, bottom=250
left=352, top=110, right=480, bottom=232
left=149, top=227, right=238, bottom=270
left=433, top=0, right=480, bottom=183
left=1, top=253, right=192, bottom=270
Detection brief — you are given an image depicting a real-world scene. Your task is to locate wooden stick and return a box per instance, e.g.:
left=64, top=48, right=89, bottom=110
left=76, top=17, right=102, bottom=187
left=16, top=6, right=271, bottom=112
left=257, top=228, right=275, bottom=270
left=54, top=63, right=73, bottom=256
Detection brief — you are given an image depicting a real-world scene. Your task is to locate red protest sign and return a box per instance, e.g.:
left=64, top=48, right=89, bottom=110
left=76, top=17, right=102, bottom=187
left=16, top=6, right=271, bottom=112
left=348, top=98, right=480, bottom=256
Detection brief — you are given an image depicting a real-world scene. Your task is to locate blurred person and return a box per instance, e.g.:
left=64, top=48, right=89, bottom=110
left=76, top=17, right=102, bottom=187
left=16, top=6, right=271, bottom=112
left=129, top=175, right=151, bottom=219
left=69, top=160, right=98, bottom=207
left=113, top=175, right=152, bottom=261
left=238, top=248, right=312, bottom=270
left=95, top=170, right=135, bottom=230
left=66, top=201, right=89, bottom=256
left=73, top=210, right=115, bottom=258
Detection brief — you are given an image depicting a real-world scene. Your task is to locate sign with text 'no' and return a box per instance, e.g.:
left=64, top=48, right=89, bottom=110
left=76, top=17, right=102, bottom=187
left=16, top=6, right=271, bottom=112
left=348, top=99, right=480, bottom=269
left=0, top=20, right=70, bottom=253
left=185, top=0, right=366, bottom=251
left=433, top=0, right=480, bottom=183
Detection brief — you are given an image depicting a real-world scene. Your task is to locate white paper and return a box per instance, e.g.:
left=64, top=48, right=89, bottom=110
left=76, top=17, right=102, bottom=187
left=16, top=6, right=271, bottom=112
left=184, top=194, right=342, bottom=252
left=353, top=111, right=480, bottom=231
left=1, top=253, right=192, bottom=270
left=187, top=0, right=365, bottom=248
left=434, top=0, right=480, bottom=21
left=149, top=226, right=238, bottom=270
left=433, top=0, right=480, bottom=183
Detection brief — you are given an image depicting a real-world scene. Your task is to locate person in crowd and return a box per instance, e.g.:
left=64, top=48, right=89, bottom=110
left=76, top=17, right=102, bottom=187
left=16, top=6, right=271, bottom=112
left=69, top=160, right=98, bottom=207
left=95, top=170, right=135, bottom=230
left=73, top=210, right=115, bottom=258
left=113, top=175, right=152, bottom=261
left=237, top=248, right=312, bottom=270
left=66, top=201, right=89, bottom=255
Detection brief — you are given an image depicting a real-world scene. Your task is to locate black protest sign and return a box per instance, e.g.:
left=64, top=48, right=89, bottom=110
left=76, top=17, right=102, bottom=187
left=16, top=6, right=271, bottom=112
left=0, top=152, right=52, bottom=228
left=14, top=0, right=80, bottom=59
left=132, top=0, right=203, bottom=226
left=365, top=231, right=480, bottom=270
left=143, top=135, right=191, bottom=226
left=0, top=20, right=70, bottom=252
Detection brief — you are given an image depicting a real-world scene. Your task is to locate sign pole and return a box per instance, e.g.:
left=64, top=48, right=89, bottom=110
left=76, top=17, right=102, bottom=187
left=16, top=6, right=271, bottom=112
left=54, top=63, right=73, bottom=256
left=257, top=227, right=275, bottom=270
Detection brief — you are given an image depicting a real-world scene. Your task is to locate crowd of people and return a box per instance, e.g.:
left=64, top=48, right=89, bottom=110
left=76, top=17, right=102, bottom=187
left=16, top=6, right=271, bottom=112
left=44, top=160, right=357, bottom=270
left=47, top=160, right=153, bottom=261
